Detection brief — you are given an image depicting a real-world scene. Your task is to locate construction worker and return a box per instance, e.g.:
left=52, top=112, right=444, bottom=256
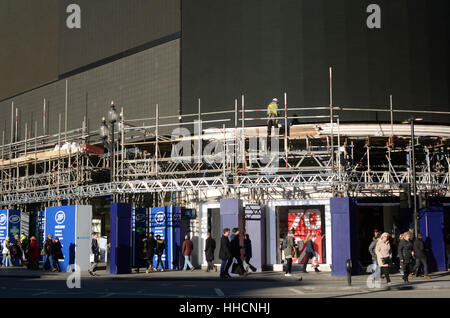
left=267, top=98, right=279, bottom=137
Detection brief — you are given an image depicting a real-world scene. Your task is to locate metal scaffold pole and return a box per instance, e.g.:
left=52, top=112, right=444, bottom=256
left=329, top=67, right=335, bottom=193
left=284, top=92, right=288, bottom=168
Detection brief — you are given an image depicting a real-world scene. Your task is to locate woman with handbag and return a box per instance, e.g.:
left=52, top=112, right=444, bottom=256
left=375, top=232, right=393, bottom=285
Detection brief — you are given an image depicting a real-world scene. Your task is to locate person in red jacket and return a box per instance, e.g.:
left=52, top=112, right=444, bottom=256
left=182, top=235, right=195, bottom=271
left=26, top=237, right=39, bottom=270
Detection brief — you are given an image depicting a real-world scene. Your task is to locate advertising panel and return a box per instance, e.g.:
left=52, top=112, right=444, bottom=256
left=45, top=206, right=76, bottom=271
left=0, top=210, right=21, bottom=246
left=44, top=205, right=92, bottom=271
left=288, top=206, right=325, bottom=264
left=0, top=210, right=8, bottom=245
left=150, top=207, right=168, bottom=268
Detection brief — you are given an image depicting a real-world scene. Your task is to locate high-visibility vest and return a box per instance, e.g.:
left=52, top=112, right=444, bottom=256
left=267, top=103, right=279, bottom=117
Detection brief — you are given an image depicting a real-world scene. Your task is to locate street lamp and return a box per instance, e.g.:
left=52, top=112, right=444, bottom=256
left=99, top=117, right=108, bottom=140
left=403, top=117, right=423, bottom=239
left=100, top=101, right=118, bottom=184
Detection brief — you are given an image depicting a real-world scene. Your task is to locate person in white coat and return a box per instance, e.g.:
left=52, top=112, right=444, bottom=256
left=2, top=237, right=12, bottom=267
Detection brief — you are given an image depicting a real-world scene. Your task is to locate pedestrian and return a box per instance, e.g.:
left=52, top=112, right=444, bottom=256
left=145, top=232, right=156, bottom=273
left=11, top=235, right=23, bottom=266
left=52, top=237, right=63, bottom=272
left=2, top=237, right=12, bottom=267
left=42, top=234, right=56, bottom=272
left=373, top=229, right=380, bottom=238
left=398, top=231, right=414, bottom=283
left=413, top=233, right=431, bottom=279
left=219, top=228, right=232, bottom=279
left=26, top=236, right=39, bottom=270
left=375, top=232, right=392, bottom=285
left=155, top=235, right=165, bottom=271
left=368, top=233, right=380, bottom=274
left=283, top=230, right=296, bottom=277
left=302, top=234, right=320, bottom=273
left=230, top=228, right=245, bottom=276
left=21, top=233, right=29, bottom=252
left=204, top=232, right=216, bottom=272
left=182, top=235, right=195, bottom=271
left=88, top=232, right=100, bottom=276
left=279, top=233, right=286, bottom=264
left=243, top=233, right=257, bottom=273
left=397, top=233, right=405, bottom=275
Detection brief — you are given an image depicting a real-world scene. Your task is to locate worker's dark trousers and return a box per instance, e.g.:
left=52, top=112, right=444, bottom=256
left=267, top=118, right=278, bottom=137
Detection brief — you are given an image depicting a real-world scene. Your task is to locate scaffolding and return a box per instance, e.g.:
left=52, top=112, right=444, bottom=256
left=2, top=95, right=450, bottom=209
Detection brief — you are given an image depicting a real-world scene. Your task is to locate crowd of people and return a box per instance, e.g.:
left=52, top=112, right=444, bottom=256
left=218, top=228, right=257, bottom=279
left=369, top=228, right=436, bottom=284
left=279, top=230, right=321, bottom=277
left=133, top=228, right=256, bottom=279
left=4, top=227, right=449, bottom=279
left=0, top=234, right=48, bottom=270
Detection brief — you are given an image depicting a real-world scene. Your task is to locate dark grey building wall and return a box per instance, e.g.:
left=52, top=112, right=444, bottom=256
left=0, top=39, right=180, bottom=142
left=182, top=0, right=450, bottom=125
left=0, top=0, right=60, bottom=101
left=0, top=0, right=180, bottom=101
left=58, top=0, right=180, bottom=76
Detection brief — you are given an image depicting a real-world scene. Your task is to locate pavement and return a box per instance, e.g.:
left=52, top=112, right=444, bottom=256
left=1, top=264, right=450, bottom=297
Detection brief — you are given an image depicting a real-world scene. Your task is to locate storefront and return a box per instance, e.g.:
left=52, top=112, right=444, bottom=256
left=267, top=199, right=332, bottom=270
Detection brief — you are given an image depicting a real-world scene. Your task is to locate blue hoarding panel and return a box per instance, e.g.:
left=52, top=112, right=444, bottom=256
left=419, top=205, right=446, bottom=272
left=7, top=210, right=21, bottom=243
left=0, top=210, right=21, bottom=245
left=330, top=198, right=359, bottom=276
left=110, top=203, right=132, bottom=274
left=150, top=206, right=169, bottom=268
left=44, top=206, right=76, bottom=272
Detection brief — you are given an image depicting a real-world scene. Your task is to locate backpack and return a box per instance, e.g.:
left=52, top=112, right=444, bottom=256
left=281, top=237, right=288, bottom=249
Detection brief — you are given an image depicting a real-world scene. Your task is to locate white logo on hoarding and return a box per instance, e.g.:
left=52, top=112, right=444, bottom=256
left=9, top=215, right=20, bottom=224
left=155, top=212, right=165, bottom=225
left=55, top=211, right=66, bottom=225
left=0, top=214, right=6, bottom=226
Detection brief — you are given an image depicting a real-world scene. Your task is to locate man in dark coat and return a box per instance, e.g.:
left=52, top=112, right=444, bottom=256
left=413, top=233, right=431, bottom=279
left=204, top=232, right=216, bottom=272
left=219, top=228, right=232, bottom=279
left=398, top=232, right=414, bottom=283
left=244, top=233, right=257, bottom=272
left=88, top=232, right=100, bottom=276
left=230, top=228, right=245, bottom=276
left=146, top=232, right=157, bottom=273
left=155, top=235, right=166, bottom=271
left=52, top=237, right=63, bottom=272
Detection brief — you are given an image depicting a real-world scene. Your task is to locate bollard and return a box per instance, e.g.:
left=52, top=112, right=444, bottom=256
left=346, top=259, right=352, bottom=286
